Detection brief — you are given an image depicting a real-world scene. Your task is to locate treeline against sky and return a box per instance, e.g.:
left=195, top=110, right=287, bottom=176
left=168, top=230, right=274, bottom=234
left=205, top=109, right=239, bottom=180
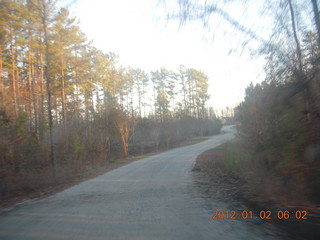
left=234, top=1, right=320, bottom=205
left=0, top=0, right=222, bottom=200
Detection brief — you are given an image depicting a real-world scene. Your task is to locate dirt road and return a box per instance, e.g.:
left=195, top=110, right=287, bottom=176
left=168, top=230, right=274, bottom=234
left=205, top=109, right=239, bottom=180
left=0, top=126, right=284, bottom=240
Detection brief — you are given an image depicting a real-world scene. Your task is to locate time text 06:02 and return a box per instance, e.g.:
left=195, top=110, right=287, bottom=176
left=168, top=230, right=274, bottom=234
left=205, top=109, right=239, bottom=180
left=211, top=210, right=308, bottom=220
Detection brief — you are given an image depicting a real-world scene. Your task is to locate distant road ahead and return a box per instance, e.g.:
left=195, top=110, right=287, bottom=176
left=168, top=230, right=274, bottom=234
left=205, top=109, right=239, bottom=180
left=0, top=126, right=282, bottom=240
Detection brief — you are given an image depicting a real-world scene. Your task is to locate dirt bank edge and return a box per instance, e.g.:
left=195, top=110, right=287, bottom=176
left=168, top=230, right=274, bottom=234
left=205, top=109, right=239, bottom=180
left=193, top=140, right=320, bottom=240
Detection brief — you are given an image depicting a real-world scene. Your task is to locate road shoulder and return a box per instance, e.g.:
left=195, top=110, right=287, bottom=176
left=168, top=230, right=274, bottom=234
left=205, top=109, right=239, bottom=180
left=193, top=139, right=320, bottom=240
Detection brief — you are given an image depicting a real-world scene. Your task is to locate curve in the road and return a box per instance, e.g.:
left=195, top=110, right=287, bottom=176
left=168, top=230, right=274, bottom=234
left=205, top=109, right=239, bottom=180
left=0, top=126, right=283, bottom=240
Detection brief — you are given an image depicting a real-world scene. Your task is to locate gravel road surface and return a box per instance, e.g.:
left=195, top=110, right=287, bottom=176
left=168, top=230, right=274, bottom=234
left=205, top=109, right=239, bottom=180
left=0, top=126, right=284, bottom=240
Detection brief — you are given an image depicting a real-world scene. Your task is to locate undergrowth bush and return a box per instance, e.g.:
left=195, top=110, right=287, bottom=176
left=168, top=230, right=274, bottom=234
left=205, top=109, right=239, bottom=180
left=0, top=109, right=222, bottom=203
left=234, top=80, right=320, bottom=207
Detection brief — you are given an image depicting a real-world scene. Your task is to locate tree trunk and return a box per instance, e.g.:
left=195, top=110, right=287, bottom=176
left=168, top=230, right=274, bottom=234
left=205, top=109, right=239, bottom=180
left=73, top=45, right=81, bottom=121
left=84, top=91, right=92, bottom=122
left=311, top=0, right=320, bottom=49
left=60, top=54, right=67, bottom=125
left=31, top=61, right=39, bottom=142
left=120, top=130, right=129, bottom=157
left=116, top=121, right=130, bottom=157
left=28, top=50, right=33, bottom=130
left=0, top=45, right=4, bottom=105
left=11, top=45, right=17, bottom=117
left=41, top=0, right=57, bottom=181
left=39, top=50, right=46, bottom=139
left=137, top=79, right=142, bottom=117
left=288, top=0, right=303, bottom=72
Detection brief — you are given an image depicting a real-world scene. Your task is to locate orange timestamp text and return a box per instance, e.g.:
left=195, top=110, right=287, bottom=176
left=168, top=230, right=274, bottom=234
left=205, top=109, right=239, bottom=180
left=211, top=210, right=308, bottom=220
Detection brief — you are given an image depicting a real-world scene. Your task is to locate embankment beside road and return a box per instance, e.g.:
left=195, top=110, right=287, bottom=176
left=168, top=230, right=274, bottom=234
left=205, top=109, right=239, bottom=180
left=194, top=138, right=320, bottom=240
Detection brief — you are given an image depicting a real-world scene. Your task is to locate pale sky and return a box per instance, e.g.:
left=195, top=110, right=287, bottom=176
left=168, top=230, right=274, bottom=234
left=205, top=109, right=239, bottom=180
left=65, top=0, right=267, bottom=111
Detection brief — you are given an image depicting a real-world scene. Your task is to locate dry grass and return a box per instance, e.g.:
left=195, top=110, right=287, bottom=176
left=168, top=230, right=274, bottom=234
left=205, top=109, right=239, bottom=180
left=194, top=138, right=320, bottom=240
left=194, top=138, right=316, bottom=210
left=0, top=135, right=211, bottom=208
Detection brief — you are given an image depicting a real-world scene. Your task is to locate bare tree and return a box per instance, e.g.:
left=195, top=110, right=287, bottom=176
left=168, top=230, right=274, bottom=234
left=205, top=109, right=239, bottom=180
left=311, top=0, right=320, bottom=49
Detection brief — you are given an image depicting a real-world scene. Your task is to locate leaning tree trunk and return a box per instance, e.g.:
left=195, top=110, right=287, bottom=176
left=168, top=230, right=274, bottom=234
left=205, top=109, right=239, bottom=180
left=311, top=0, right=320, bottom=49
left=288, top=0, right=303, bottom=72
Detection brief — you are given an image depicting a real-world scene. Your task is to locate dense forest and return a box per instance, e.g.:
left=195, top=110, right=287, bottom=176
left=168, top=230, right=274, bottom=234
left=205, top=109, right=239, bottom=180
left=234, top=0, right=320, bottom=205
left=0, top=0, right=222, bottom=201
left=173, top=0, right=320, bottom=205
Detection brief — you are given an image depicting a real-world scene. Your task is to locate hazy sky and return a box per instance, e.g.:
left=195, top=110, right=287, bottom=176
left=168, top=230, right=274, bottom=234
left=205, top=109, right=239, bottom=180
left=65, top=0, right=266, bottom=110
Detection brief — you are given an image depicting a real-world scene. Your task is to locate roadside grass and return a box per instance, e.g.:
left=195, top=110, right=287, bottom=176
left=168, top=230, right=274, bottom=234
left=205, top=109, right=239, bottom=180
left=194, top=138, right=318, bottom=210
left=194, top=137, right=320, bottom=240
